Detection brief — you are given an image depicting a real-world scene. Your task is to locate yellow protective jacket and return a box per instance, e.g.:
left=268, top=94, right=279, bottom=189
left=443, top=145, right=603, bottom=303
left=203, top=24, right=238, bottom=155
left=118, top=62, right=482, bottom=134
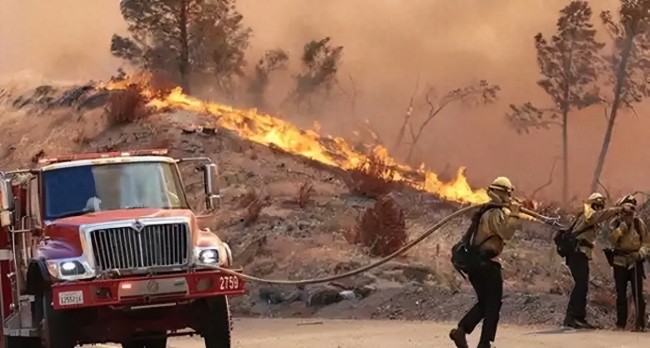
left=572, top=205, right=623, bottom=259
left=472, top=206, right=530, bottom=258
left=608, top=217, right=650, bottom=268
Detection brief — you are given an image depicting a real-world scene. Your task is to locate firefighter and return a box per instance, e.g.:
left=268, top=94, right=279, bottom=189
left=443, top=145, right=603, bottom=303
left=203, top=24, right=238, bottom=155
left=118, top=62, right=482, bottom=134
left=449, top=176, right=537, bottom=348
left=562, top=192, right=627, bottom=329
left=607, top=194, right=648, bottom=331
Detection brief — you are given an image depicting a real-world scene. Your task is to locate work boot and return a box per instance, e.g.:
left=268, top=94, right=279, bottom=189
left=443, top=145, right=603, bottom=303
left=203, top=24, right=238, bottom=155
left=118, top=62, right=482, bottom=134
left=563, top=316, right=578, bottom=329
left=574, top=318, right=597, bottom=329
left=449, top=327, right=469, bottom=348
left=477, top=342, right=495, bottom=348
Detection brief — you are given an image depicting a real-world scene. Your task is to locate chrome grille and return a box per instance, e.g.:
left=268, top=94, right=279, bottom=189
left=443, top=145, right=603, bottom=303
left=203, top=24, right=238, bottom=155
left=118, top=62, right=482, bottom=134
left=89, top=223, right=189, bottom=272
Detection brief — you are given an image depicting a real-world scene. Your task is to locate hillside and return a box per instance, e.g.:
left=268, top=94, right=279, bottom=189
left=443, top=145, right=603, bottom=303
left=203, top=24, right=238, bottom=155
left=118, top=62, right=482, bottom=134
left=0, top=78, right=630, bottom=329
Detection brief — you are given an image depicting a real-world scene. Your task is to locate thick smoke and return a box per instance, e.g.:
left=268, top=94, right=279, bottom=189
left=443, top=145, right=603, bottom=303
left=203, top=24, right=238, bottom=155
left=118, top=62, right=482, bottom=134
left=1, top=0, right=647, bottom=201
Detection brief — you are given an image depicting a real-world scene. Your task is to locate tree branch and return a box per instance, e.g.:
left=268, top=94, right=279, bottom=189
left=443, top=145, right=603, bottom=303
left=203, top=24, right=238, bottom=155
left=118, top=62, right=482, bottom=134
left=392, top=76, right=420, bottom=151
left=530, top=157, right=560, bottom=199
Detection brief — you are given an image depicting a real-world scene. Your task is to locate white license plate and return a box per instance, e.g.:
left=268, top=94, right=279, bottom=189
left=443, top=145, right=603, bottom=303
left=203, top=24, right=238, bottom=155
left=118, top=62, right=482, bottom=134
left=58, top=290, right=84, bottom=306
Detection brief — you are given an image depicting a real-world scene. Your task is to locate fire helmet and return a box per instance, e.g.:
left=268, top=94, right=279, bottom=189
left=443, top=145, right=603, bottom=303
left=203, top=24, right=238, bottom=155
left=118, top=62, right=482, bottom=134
left=586, top=192, right=605, bottom=203
left=488, top=176, right=515, bottom=193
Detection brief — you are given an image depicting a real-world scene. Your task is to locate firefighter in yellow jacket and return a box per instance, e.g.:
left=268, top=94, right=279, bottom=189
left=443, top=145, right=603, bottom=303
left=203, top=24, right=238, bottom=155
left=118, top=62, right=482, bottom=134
left=449, top=176, right=539, bottom=348
left=562, top=192, right=628, bottom=329
left=607, top=195, right=648, bottom=331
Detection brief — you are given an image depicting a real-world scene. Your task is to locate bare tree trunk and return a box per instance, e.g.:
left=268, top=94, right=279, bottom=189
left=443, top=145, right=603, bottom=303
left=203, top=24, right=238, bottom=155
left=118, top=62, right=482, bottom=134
left=562, top=109, right=569, bottom=205
left=590, top=35, right=634, bottom=192
left=178, top=0, right=190, bottom=93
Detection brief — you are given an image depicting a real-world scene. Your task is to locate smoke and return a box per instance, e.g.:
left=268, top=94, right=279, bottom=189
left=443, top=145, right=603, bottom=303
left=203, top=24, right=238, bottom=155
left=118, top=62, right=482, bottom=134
left=0, top=0, right=126, bottom=82
left=1, top=0, right=647, bottom=201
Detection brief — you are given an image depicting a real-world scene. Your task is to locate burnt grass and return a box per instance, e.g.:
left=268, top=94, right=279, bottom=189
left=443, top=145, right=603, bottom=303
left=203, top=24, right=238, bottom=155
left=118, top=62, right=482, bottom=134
left=0, top=83, right=637, bottom=330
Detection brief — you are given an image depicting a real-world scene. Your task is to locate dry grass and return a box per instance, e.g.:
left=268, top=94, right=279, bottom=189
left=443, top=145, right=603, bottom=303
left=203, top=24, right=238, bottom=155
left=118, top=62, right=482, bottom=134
left=295, top=181, right=315, bottom=208
left=105, top=84, right=149, bottom=125
left=354, top=194, right=406, bottom=257
left=344, top=155, right=398, bottom=198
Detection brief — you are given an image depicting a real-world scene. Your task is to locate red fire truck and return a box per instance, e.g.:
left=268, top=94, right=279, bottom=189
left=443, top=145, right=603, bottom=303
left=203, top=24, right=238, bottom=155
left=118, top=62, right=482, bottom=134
left=0, top=149, right=245, bottom=348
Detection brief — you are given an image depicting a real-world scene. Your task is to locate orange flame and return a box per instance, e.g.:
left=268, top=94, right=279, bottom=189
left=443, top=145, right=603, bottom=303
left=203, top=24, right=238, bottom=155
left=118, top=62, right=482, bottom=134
left=101, top=77, right=489, bottom=204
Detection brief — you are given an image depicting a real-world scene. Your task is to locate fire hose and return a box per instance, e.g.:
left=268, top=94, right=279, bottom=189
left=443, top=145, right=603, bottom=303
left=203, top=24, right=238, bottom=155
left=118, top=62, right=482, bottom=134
left=210, top=203, right=562, bottom=286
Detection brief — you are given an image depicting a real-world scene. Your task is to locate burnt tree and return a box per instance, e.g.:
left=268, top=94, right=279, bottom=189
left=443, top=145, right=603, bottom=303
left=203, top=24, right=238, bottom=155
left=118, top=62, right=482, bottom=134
left=285, top=37, right=344, bottom=113
left=111, top=0, right=251, bottom=94
left=402, top=80, right=500, bottom=163
left=507, top=1, right=604, bottom=204
left=247, top=49, right=289, bottom=108
left=591, top=0, right=650, bottom=192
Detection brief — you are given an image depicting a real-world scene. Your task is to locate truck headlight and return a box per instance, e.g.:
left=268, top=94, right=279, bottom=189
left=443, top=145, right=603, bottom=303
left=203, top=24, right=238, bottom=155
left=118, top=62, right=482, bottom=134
left=60, top=261, right=85, bottom=276
left=46, top=258, right=94, bottom=280
left=198, top=249, right=219, bottom=265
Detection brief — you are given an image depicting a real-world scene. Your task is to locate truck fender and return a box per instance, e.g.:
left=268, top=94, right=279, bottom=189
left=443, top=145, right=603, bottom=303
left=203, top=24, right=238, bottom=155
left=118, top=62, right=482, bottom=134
left=25, top=258, right=51, bottom=295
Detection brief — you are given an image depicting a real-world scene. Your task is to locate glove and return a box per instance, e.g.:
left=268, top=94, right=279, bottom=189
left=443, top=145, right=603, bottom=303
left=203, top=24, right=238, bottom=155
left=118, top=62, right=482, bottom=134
left=639, top=246, right=649, bottom=260
left=622, top=203, right=635, bottom=214
left=509, top=201, right=521, bottom=215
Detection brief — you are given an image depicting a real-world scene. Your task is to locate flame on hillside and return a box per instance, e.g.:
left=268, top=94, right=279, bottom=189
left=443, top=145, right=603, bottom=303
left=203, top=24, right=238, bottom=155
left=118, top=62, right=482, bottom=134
left=100, top=75, right=489, bottom=204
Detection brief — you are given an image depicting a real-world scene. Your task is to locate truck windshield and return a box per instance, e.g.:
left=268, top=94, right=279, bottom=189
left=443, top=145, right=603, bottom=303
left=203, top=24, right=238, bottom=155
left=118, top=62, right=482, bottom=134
left=42, top=161, right=189, bottom=220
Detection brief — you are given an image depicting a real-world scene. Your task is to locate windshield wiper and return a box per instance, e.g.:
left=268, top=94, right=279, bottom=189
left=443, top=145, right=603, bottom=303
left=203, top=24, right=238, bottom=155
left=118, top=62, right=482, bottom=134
left=52, top=210, right=92, bottom=219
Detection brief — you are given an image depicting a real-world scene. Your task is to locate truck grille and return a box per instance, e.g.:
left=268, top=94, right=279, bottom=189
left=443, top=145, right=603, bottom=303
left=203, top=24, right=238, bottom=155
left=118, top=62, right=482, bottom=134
left=89, top=223, right=190, bottom=272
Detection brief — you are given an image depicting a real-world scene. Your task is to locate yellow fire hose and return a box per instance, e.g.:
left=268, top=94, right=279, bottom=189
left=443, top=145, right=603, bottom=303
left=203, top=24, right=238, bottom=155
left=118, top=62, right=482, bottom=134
left=212, top=203, right=560, bottom=286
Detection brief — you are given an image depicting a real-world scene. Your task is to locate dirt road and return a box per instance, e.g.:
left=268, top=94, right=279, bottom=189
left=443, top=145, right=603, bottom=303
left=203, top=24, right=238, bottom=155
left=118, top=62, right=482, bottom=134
left=92, top=318, right=650, bottom=348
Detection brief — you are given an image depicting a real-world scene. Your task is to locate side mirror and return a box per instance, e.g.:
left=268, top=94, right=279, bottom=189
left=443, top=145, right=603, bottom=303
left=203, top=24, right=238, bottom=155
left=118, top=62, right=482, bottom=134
left=203, top=163, right=221, bottom=212
left=0, top=178, right=13, bottom=227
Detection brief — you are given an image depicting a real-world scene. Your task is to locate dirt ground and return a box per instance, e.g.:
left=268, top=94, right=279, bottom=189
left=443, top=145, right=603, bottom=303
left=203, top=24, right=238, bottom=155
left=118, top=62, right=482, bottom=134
left=90, top=318, right=650, bottom=348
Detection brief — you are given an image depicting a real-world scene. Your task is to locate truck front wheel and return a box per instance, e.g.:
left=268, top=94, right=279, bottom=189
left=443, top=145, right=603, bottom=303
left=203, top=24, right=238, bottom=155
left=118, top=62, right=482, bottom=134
left=35, top=289, right=76, bottom=348
left=122, top=336, right=167, bottom=348
left=200, top=296, right=232, bottom=348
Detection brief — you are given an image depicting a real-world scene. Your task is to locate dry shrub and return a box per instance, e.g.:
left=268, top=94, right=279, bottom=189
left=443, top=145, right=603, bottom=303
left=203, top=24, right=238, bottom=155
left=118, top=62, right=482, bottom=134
left=236, top=189, right=259, bottom=209
left=105, top=84, right=149, bottom=124
left=354, top=194, right=406, bottom=257
left=344, top=155, right=397, bottom=198
left=295, top=181, right=315, bottom=208
left=237, top=189, right=270, bottom=226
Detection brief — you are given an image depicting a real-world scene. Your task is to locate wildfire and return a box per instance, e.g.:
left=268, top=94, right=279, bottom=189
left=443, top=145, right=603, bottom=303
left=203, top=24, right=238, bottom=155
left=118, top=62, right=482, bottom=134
left=101, top=75, right=489, bottom=204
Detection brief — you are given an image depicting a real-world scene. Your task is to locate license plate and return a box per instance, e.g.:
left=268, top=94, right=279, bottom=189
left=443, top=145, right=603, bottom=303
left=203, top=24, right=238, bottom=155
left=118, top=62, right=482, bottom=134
left=58, top=290, right=84, bottom=306
left=218, top=275, right=240, bottom=291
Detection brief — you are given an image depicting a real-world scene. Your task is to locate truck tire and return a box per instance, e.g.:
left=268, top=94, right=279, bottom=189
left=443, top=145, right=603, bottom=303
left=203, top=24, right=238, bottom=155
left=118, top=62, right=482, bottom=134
left=36, top=289, right=75, bottom=348
left=122, top=336, right=167, bottom=348
left=3, top=336, right=40, bottom=348
left=202, top=295, right=231, bottom=348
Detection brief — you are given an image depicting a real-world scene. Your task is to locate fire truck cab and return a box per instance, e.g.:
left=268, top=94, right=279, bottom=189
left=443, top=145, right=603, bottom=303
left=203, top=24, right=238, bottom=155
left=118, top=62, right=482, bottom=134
left=0, top=149, right=244, bottom=348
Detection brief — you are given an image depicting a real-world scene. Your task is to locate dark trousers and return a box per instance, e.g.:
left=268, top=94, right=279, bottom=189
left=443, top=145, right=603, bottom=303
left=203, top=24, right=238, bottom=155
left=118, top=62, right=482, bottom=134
left=566, top=252, right=589, bottom=320
left=614, top=262, right=646, bottom=329
left=458, top=260, right=503, bottom=345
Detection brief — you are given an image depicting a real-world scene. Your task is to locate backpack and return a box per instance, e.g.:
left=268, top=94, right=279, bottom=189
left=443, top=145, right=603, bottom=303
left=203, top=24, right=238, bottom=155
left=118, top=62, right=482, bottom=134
left=552, top=214, right=593, bottom=258
left=451, top=204, right=499, bottom=278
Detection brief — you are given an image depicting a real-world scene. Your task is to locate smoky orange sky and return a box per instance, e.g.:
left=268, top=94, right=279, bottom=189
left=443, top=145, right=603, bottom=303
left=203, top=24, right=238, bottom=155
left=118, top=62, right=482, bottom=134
left=1, top=0, right=647, bottom=202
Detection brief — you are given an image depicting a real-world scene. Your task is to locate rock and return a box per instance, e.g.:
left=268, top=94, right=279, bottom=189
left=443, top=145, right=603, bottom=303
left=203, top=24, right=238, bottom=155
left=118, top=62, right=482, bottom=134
left=354, top=284, right=376, bottom=299
left=339, top=290, right=357, bottom=301
left=283, top=288, right=310, bottom=303
left=333, top=260, right=363, bottom=274
left=79, top=92, right=110, bottom=109
left=381, top=262, right=436, bottom=283
left=307, top=287, right=343, bottom=307
left=258, top=287, right=284, bottom=304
